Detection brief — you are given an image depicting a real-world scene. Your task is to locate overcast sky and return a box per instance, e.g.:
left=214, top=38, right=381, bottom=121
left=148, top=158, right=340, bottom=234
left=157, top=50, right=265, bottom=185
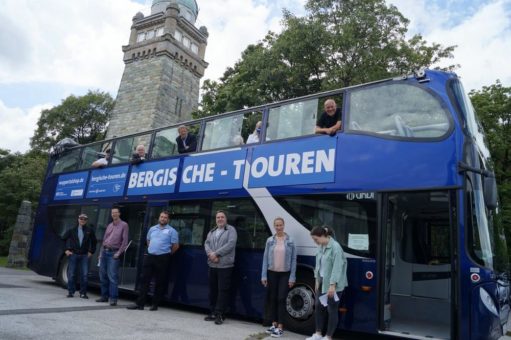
left=0, top=0, right=510, bottom=153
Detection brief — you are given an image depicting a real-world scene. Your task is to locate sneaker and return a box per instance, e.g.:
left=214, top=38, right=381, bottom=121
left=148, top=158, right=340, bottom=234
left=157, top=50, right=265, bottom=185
left=271, top=328, right=284, bottom=338
left=109, top=300, right=117, bottom=306
left=204, top=314, right=215, bottom=321
left=149, top=305, right=158, bottom=311
left=66, top=293, right=74, bottom=298
left=126, top=304, right=144, bottom=310
left=80, top=294, right=89, bottom=299
left=95, top=297, right=108, bottom=303
left=305, top=334, right=323, bottom=340
left=214, top=313, right=223, bottom=325
left=266, top=325, right=276, bottom=334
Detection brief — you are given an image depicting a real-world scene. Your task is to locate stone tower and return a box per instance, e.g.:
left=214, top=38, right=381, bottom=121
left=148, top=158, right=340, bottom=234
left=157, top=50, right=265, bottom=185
left=106, top=0, right=208, bottom=138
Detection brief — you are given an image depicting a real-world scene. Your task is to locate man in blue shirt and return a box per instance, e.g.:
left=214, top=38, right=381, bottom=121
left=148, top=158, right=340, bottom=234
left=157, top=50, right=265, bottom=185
left=127, top=211, right=179, bottom=311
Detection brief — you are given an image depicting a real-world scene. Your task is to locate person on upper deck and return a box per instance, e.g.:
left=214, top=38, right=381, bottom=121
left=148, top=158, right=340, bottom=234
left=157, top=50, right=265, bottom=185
left=91, top=148, right=111, bottom=168
left=131, top=144, right=147, bottom=165
left=315, top=99, right=342, bottom=136
left=176, top=125, right=197, bottom=154
left=246, top=121, right=262, bottom=144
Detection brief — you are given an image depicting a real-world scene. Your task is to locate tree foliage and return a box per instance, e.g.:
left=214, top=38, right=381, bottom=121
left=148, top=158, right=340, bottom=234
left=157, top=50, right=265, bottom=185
left=30, top=90, right=114, bottom=152
left=0, top=151, right=47, bottom=255
left=194, top=0, right=456, bottom=118
left=470, top=81, right=511, bottom=248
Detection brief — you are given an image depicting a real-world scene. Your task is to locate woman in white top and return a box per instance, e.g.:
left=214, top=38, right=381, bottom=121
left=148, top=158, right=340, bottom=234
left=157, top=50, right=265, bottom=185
left=261, top=218, right=297, bottom=338
left=246, top=121, right=262, bottom=144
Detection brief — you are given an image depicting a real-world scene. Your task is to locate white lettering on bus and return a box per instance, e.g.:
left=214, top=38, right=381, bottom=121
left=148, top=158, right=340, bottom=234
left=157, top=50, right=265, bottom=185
left=182, top=163, right=215, bottom=184
left=251, top=149, right=335, bottom=178
left=128, top=167, right=177, bottom=188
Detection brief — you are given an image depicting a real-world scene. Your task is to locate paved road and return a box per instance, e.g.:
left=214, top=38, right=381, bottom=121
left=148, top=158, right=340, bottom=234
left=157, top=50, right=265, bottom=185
left=2, top=267, right=510, bottom=340
left=0, top=267, right=304, bottom=340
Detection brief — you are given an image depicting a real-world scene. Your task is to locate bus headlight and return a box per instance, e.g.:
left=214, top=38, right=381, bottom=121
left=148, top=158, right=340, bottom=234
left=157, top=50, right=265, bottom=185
left=480, top=287, right=499, bottom=317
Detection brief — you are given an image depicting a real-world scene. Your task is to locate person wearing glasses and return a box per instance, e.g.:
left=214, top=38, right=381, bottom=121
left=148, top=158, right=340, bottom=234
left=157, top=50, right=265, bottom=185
left=63, top=213, right=97, bottom=299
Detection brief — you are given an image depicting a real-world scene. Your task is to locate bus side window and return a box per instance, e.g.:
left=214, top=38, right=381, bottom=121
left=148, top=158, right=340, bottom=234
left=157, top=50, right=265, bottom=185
left=52, top=148, right=81, bottom=174
left=112, top=133, right=151, bottom=164
left=202, top=114, right=245, bottom=151
left=266, top=98, right=318, bottom=141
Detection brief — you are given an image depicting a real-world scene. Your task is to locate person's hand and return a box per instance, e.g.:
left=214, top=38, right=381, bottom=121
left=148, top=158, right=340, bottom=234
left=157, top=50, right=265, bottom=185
left=288, top=281, right=295, bottom=288
left=87, top=252, right=92, bottom=258
left=113, top=254, right=119, bottom=259
left=315, top=281, right=319, bottom=292
left=327, top=285, right=336, bottom=298
left=65, top=250, right=72, bottom=256
left=261, top=279, right=267, bottom=287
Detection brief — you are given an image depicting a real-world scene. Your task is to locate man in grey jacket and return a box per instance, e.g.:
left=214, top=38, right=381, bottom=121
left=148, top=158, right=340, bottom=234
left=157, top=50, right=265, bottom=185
left=204, top=210, right=238, bottom=325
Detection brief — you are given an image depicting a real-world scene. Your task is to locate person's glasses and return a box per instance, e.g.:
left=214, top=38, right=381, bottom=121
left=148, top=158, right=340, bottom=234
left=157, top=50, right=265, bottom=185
left=79, top=217, right=87, bottom=220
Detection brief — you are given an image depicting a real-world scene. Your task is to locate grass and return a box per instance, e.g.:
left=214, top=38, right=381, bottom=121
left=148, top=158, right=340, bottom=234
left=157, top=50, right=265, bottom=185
left=0, top=256, right=8, bottom=267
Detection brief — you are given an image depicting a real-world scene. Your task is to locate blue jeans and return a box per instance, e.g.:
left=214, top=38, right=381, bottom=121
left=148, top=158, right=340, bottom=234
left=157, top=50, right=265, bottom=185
left=99, top=249, right=120, bottom=301
left=67, top=254, right=89, bottom=295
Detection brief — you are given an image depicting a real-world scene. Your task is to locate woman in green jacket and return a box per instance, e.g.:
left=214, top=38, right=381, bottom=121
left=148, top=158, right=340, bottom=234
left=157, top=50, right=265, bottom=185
left=306, top=226, right=347, bottom=340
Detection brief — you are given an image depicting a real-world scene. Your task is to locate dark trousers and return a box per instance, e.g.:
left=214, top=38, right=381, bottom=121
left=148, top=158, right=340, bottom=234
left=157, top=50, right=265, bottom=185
left=136, top=253, right=170, bottom=307
left=208, top=267, right=233, bottom=315
left=67, top=254, right=89, bottom=295
left=267, top=270, right=290, bottom=325
left=315, top=279, right=342, bottom=337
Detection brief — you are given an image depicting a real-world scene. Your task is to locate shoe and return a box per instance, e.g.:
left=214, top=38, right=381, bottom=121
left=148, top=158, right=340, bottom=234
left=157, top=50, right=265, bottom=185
left=96, top=297, right=108, bottom=303
left=66, top=293, right=74, bottom=298
left=149, top=305, right=158, bottom=311
left=305, top=334, right=323, bottom=340
left=80, top=294, right=89, bottom=299
left=109, top=301, right=117, bottom=306
left=271, top=328, right=284, bottom=338
left=214, top=313, right=224, bottom=325
left=204, top=314, right=215, bottom=321
left=266, top=325, right=276, bottom=334
left=126, top=304, right=144, bottom=310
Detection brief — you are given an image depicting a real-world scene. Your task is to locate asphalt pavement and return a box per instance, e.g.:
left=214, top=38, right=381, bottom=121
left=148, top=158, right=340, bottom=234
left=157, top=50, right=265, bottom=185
left=0, top=267, right=303, bottom=340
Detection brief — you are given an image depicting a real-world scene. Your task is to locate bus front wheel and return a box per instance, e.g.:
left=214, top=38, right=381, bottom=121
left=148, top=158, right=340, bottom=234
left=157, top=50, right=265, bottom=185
left=284, top=274, right=315, bottom=333
left=56, top=256, right=69, bottom=288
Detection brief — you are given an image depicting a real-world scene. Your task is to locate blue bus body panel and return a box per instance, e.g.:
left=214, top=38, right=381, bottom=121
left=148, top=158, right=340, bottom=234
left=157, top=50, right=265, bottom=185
left=471, top=282, right=503, bottom=339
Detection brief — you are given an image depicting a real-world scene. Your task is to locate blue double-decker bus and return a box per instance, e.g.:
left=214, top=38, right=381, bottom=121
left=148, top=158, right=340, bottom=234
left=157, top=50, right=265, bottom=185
left=28, top=69, right=509, bottom=339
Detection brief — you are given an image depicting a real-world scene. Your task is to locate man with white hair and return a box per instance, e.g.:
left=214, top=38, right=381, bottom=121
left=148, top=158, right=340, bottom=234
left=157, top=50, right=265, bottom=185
left=315, top=99, right=342, bottom=136
left=175, top=125, right=197, bottom=153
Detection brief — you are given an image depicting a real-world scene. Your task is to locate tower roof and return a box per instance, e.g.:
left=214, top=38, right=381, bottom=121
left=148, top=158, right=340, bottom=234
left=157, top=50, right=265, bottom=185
left=151, top=0, right=199, bottom=22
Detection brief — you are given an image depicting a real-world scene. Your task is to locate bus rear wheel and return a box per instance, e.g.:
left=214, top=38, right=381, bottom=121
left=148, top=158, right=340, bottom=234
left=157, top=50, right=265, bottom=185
left=56, top=256, right=69, bottom=288
left=284, top=275, right=315, bottom=334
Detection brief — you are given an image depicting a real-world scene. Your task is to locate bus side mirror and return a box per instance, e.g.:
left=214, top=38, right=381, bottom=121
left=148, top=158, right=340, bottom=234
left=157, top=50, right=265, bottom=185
left=483, top=174, right=498, bottom=210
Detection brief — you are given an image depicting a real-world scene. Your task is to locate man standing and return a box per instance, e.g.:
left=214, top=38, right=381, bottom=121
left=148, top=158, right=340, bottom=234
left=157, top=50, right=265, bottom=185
left=127, top=211, right=179, bottom=311
left=63, top=213, right=97, bottom=298
left=204, top=210, right=238, bottom=325
left=175, top=125, right=197, bottom=153
left=315, top=99, right=342, bottom=136
left=96, top=207, right=129, bottom=306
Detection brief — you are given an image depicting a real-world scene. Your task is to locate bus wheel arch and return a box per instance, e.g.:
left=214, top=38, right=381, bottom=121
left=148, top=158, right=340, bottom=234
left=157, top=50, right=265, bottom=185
left=284, top=267, right=315, bottom=333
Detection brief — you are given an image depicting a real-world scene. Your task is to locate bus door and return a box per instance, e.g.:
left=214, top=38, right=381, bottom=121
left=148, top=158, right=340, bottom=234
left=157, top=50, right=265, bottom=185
left=117, top=203, right=147, bottom=290
left=380, top=191, right=454, bottom=340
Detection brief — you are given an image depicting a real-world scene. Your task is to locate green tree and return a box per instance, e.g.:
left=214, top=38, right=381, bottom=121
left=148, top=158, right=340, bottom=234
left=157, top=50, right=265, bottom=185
left=30, top=90, right=114, bottom=152
left=195, top=0, right=456, bottom=118
left=470, top=81, right=511, bottom=250
left=0, top=151, right=47, bottom=255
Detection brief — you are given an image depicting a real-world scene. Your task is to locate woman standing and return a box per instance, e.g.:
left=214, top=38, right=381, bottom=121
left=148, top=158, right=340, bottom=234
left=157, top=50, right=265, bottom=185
left=261, top=217, right=297, bottom=338
left=306, top=226, right=347, bottom=340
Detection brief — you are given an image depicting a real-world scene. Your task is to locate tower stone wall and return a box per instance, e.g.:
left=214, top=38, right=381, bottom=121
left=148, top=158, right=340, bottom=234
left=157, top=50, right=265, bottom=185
left=106, top=2, right=208, bottom=139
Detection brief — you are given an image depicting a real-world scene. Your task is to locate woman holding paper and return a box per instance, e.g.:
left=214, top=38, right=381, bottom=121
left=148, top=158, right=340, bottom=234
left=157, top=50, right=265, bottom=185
left=306, top=226, right=347, bottom=340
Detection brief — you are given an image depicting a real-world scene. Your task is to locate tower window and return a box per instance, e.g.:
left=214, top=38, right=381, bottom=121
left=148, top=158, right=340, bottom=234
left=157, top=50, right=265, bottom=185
left=191, top=43, right=198, bottom=54
left=183, top=37, right=190, bottom=48
left=136, top=32, right=145, bottom=42
left=146, top=30, right=155, bottom=39
left=156, top=27, right=164, bottom=37
left=174, top=30, right=182, bottom=42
